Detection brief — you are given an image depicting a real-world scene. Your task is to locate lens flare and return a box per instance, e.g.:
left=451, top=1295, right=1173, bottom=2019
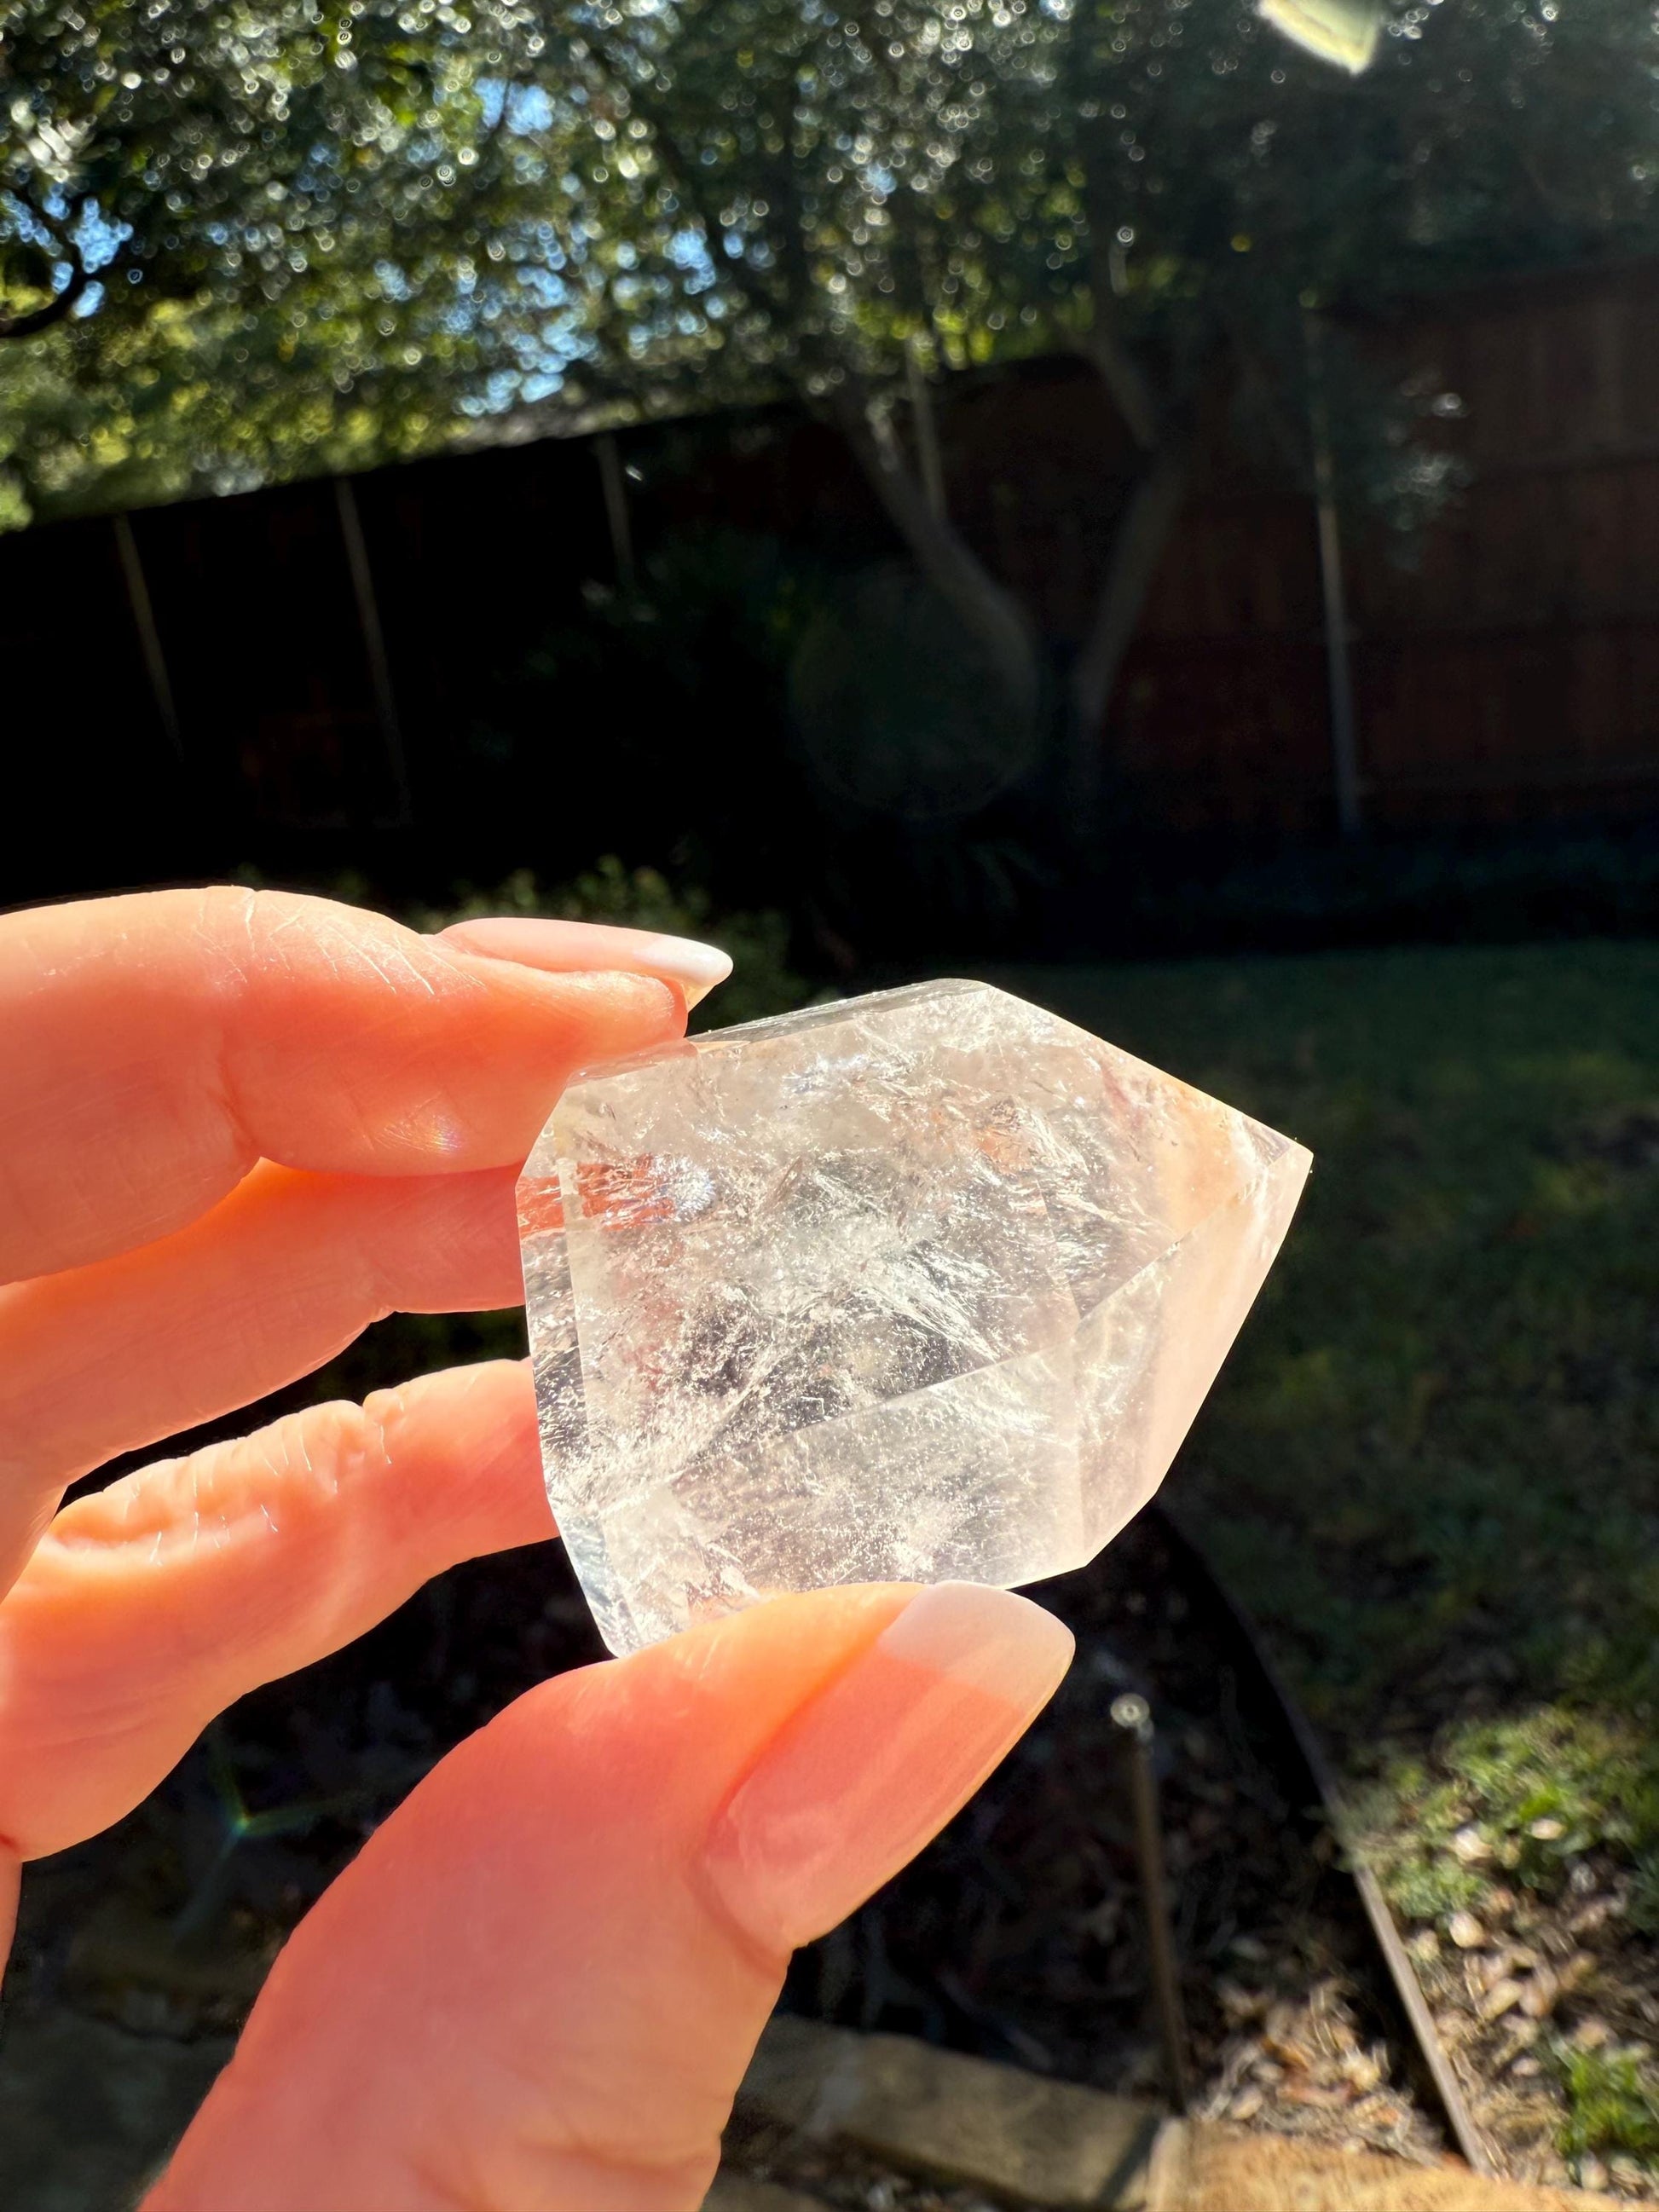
left=1258, top=0, right=1381, bottom=73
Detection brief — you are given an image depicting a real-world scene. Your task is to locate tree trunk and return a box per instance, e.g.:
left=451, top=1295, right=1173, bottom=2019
left=830, top=369, right=1187, bottom=858
left=831, top=389, right=1040, bottom=725
left=1062, top=444, right=1189, bottom=844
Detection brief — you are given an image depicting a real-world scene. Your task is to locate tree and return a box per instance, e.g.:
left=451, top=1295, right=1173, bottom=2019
left=511, top=0, right=1659, bottom=823
left=4, top=0, right=1657, bottom=811
left=0, top=0, right=566, bottom=517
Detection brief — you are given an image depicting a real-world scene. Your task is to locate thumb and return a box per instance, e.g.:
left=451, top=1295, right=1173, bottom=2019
left=145, top=1581, right=1072, bottom=2212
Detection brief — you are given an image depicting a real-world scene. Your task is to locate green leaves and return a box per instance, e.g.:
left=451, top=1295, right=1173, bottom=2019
left=1552, top=2042, right=1659, bottom=2166
left=0, top=0, right=569, bottom=513
left=2, top=0, right=1656, bottom=521
left=1367, top=1708, right=1659, bottom=1922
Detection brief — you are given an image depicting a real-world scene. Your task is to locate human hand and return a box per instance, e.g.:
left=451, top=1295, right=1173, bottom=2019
left=0, top=887, right=1073, bottom=2211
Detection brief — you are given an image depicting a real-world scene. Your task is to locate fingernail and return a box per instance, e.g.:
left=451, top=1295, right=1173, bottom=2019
left=702, top=1585, right=1072, bottom=1952
left=440, top=916, right=734, bottom=1011
left=629, top=933, right=733, bottom=1010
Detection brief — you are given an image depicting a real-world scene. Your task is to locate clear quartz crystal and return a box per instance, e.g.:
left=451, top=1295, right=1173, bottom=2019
left=517, top=980, right=1310, bottom=1655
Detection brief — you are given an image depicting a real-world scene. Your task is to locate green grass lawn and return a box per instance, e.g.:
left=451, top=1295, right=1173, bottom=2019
left=1011, top=942, right=1659, bottom=1738
left=1005, top=939, right=1659, bottom=2171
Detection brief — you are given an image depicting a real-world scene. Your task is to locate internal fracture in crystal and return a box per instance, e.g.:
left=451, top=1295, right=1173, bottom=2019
left=518, top=980, right=1311, bottom=1655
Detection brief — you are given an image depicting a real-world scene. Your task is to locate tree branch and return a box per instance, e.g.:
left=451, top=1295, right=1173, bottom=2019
left=586, top=30, right=1037, bottom=722
left=833, top=380, right=1038, bottom=717
left=1070, top=309, right=1161, bottom=455
left=0, top=249, right=94, bottom=342
left=0, top=181, right=126, bottom=343
left=1063, top=442, right=1188, bottom=828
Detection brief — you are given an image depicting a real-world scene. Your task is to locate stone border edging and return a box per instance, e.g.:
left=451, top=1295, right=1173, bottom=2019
left=716, top=2015, right=1620, bottom=2212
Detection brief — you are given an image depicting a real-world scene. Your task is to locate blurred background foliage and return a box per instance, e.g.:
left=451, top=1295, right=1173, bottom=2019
left=8, top=0, right=1655, bottom=517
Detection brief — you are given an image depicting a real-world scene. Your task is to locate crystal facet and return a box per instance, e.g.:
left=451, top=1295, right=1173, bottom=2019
left=517, top=981, right=1310, bottom=1655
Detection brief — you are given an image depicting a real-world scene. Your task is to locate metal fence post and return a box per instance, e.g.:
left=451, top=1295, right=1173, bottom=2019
left=334, top=475, right=413, bottom=828
left=1111, top=1692, right=1193, bottom=2114
left=595, top=434, right=637, bottom=593
left=112, top=511, right=184, bottom=768
left=1305, top=310, right=1363, bottom=837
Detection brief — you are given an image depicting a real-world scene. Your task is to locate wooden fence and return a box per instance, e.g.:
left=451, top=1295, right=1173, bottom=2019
left=1119, top=259, right=1659, bottom=834
left=2, top=255, right=1656, bottom=902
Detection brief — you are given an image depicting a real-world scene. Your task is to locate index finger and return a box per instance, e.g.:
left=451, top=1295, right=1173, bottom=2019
left=0, top=887, right=683, bottom=1284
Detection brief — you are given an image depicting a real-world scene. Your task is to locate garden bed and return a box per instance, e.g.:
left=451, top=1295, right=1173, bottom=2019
left=3, top=1508, right=1442, bottom=2206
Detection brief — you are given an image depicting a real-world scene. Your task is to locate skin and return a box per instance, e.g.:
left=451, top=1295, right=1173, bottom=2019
left=0, top=887, right=1074, bottom=2212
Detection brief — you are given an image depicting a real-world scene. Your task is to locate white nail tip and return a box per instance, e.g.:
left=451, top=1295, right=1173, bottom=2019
left=875, top=1583, right=1075, bottom=1707
left=639, top=936, right=734, bottom=1006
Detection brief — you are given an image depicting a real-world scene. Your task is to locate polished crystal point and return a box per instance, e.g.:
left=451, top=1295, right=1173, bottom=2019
left=517, top=981, right=1310, bottom=1655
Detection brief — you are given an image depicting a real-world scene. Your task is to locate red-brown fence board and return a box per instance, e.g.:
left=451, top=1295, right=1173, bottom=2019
left=1121, top=261, right=1659, bottom=829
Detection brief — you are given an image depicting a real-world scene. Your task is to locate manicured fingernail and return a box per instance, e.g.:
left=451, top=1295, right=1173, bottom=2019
left=628, top=933, right=733, bottom=1009
left=440, top=916, right=734, bottom=1010
left=702, top=1585, right=1073, bottom=1952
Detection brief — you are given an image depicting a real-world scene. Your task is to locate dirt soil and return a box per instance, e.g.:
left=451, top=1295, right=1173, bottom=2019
left=1390, top=1835, right=1659, bottom=2194
left=783, top=1511, right=1446, bottom=2166
left=5, top=1509, right=1451, bottom=2204
left=16, top=1492, right=1649, bottom=2202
